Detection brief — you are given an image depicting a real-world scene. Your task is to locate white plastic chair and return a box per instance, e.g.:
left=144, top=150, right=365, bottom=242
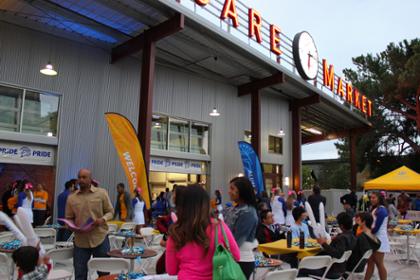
left=34, top=228, right=56, bottom=251
left=310, top=250, right=352, bottom=280
left=87, top=258, right=130, bottom=280
left=47, top=247, right=73, bottom=266
left=120, top=222, right=136, bottom=231
left=108, top=235, right=125, bottom=250
left=140, top=227, right=155, bottom=247
left=47, top=269, right=72, bottom=280
left=0, top=253, right=13, bottom=280
left=55, top=233, right=74, bottom=249
left=265, top=269, right=297, bottom=280
left=345, top=249, right=372, bottom=280
left=43, top=216, right=52, bottom=225
left=296, top=255, right=332, bottom=280
left=108, top=223, right=118, bottom=233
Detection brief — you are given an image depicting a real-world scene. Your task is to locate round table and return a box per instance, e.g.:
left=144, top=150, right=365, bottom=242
left=107, top=249, right=158, bottom=271
left=398, top=219, right=413, bottom=225
left=253, top=258, right=283, bottom=280
left=393, top=228, right=420, bottom=264
left=258, top=239, right=321, bottom=259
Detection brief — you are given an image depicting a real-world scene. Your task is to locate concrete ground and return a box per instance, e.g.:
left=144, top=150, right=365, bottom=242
left=1, top=246, right=419, bottom=279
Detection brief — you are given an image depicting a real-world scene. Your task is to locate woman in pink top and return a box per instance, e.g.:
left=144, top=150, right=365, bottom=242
left=166, top=184, right=240, bottom=280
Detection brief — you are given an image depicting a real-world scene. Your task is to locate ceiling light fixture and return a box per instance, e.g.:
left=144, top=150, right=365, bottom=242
left=153, top=122, right=162, bottom=129
left=278, top=129, right=285, bottom=137
left=303, top=126, right=323, bottom=135
left=40, top=62, right=58, bottom=76
left=209, top=107, right=220, bottom=117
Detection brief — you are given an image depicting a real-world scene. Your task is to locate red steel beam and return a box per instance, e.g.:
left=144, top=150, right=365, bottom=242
left=138, top=38, right=156, bottom=172
left=238, top=72, right=284, bottom=96
left=349, top=133, right=357, bottom=191
left=292, top=106, right=301, bottom=192
left=111, top=13, right=184, bottom=64
left=251, top=91, right=261, bottom=158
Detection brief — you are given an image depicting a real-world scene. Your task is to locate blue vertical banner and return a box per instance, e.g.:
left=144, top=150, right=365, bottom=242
left=237, top=141, right=265, bottom=194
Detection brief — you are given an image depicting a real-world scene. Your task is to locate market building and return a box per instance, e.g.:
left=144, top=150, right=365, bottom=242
left=0, top=0, right=371, bottom=214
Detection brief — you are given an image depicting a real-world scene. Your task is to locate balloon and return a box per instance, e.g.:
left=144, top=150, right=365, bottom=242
left=15, top=208, right=45, bottom=255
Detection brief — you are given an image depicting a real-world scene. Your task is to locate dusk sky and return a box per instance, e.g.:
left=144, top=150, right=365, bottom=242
left=240, top=0, right=420, bottom=160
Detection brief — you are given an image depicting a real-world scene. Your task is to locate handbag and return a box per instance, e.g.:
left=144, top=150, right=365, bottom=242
left=212, top=221, right=246, bottom=280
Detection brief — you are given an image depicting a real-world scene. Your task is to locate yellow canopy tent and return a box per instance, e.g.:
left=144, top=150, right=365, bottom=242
left=364, top=166, right=420, bottom=191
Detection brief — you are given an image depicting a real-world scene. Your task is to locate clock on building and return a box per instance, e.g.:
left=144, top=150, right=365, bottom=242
left=292, top=31, right=319, bottom=80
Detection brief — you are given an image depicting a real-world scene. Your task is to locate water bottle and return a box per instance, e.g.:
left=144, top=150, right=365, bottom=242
left=286, top=229, right=292, bottom=248
left=299, top=230, right=305, bottom=249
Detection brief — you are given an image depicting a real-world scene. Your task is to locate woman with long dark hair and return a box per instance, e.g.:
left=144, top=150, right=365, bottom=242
left=364, top=192, right=389, bottom=280
left=224, top=177, right=259, bottom=279
left=166, top=185, right=240, bottom=280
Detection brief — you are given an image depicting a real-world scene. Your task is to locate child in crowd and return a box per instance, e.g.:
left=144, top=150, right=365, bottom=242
left=12, top=246, right=51, bottom=280
left=256, top=210, right=282, bottom=244
left=290, top=206, right=310, bottom=239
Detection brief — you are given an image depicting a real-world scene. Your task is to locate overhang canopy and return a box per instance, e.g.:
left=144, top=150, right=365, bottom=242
left=364, top=166, right=420, bottom=191
left=0, top=0, right=371, bottom=140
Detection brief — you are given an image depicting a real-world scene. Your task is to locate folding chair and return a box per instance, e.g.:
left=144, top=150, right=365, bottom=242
left=265, top=269, right=297, bottom=280
left=87, top=258, right=130, bottom=280
left=55, top=232, right=74, bottom=249
left=140, top=227, right=155, bottom=247
left=120, top=222, right=136, bottom=231
left=296, top=255, right=332, bottom=280
left=310, top=251, right=352, bottom=280
left=0, top=253, right=13, bottom=280
left=345, top=249, right=372, bottom=280
left=47, top=247, right=73, bottom=267
left=108, top=223, right=118, bottom=233
left=34, top=228, right=56, bottom=251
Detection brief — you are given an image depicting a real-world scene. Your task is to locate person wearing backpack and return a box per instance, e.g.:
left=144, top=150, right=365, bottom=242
left=166, top=184, right=241, bottom=280
left=224, top=177, right=259, bottom=279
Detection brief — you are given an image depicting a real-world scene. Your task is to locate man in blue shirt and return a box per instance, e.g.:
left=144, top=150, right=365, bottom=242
left=57, top=179, right=76, bottom=241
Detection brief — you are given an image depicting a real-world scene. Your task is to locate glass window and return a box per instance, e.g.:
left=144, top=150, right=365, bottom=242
left=268, top=135, right=283, bottom=154
left=21, top=91, right=59, bottom=136
left=190, top=122, right=209, bottom=154
left=244, top=130, right=252, bottom=144
left=169, top=118, right=189, bottom=152
left=0, top=86, right=23, bottom=132
left=151, top=115, right=168, bottom=150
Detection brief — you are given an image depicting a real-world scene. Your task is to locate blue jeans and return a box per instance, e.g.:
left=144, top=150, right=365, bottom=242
left=74, top=236, right=110, bottom=280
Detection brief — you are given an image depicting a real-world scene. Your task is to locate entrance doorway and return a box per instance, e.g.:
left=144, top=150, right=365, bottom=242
left=0, top=163, right=55, bottom=213
left=149, top=171, right=208, bottom=200
left=263, top=163, right=282, bottom=195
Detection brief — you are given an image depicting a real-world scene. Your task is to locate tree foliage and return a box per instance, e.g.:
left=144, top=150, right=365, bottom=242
left=343, top=39, right=420, bottom=155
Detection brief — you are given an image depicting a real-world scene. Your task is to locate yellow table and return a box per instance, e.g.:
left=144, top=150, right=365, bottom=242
left=398, top=219, right=413, bottom=225
left=258, top=239, right=321, bottom=259
left=393, top=228, right=420, bottom=263
left=108, top=220, right=125, bottom=229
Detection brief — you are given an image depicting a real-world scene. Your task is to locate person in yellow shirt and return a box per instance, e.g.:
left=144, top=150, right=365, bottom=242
left=114, top=183, right=132, bottom=222
left=33, top=184, right=49, bottom=226
left=7, top=192, right=18, bottom=215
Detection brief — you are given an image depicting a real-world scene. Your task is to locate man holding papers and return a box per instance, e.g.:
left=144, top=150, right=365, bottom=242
left=65, top=168, right=114, bottom=280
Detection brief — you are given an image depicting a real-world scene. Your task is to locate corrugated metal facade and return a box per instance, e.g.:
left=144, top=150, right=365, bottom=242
left=0, top=21, right=291, bottom=210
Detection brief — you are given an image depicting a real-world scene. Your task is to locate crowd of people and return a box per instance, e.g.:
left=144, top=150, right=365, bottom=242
left=1, top=180, right=49, bottom=227
left=1, top=169, right=418, bottom=280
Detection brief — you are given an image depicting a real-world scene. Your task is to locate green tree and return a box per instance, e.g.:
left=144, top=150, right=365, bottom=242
left=336, top=39, right=420, bottom=178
